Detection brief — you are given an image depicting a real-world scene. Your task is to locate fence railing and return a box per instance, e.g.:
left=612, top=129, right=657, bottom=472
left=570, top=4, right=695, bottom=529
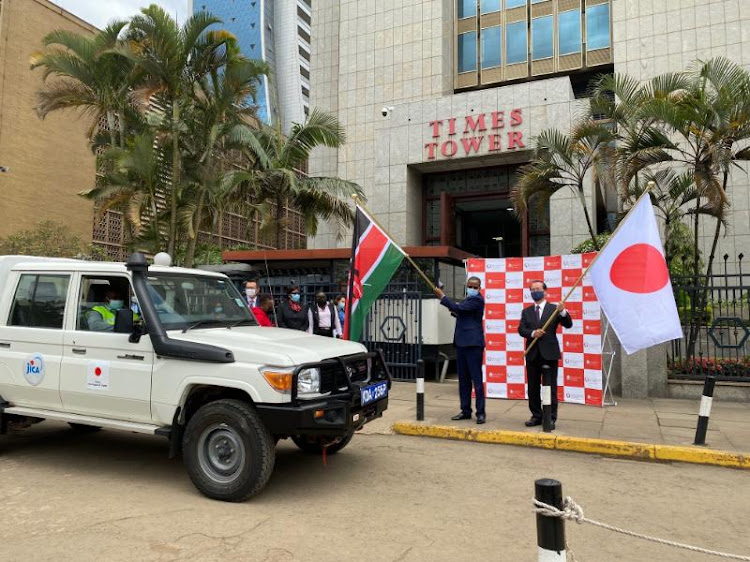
left=669, top=254, right=749, bottom=382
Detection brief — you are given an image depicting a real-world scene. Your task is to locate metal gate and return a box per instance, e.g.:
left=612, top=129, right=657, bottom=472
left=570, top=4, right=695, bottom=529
left=361, top=288, right=423, bottom=381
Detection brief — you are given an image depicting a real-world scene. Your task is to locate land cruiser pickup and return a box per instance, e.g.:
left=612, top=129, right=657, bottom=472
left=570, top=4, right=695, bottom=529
left=0, top=253, right=390, bottom=501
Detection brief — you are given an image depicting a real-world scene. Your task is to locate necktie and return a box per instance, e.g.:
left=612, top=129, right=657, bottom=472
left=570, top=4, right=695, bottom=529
left=535, top=305, right=541, bottom=325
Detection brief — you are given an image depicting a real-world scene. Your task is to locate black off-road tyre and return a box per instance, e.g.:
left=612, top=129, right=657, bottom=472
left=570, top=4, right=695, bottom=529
left=68, top=423, right=102, bottom=433
left=182, top=399, right=275, bottom=502
left=291, top=431, right=355, bottom=455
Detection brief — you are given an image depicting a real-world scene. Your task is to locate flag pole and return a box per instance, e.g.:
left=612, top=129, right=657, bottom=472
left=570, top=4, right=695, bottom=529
left=524, top=181, right=656, bottom=356
left=351, top=195, right=438, bottom=292
left=344, top=198, right=360, bottom=340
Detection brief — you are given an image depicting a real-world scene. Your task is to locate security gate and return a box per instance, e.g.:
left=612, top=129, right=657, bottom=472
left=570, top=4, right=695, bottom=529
left=362, top=288, right=423, bottom=381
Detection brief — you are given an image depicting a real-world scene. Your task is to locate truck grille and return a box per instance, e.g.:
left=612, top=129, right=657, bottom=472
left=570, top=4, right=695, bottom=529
left=319, top=356, right=370, bottom=394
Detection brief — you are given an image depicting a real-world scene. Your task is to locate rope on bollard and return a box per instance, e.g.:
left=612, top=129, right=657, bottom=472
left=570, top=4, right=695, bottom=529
left=533, top=497, right=750, bottom=561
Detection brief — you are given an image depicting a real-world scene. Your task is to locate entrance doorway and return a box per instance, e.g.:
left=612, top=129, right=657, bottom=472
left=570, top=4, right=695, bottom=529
left=455, top=198, right=521, bottom=258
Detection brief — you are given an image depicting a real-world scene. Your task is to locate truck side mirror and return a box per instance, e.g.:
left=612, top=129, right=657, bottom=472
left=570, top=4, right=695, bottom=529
left=114, top=308, right=134, bottom=334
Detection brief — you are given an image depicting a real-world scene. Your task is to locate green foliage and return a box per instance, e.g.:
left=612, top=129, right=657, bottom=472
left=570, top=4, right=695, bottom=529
left=571, top=233, right=612, bottom=254
left=0, top=221, right=105, bottom=260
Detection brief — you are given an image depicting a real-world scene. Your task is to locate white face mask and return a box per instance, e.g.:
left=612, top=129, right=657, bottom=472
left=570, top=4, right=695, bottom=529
left=245, top=288, right=256, bottom=297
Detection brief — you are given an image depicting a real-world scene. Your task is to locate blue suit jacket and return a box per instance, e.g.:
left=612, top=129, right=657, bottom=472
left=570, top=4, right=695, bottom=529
left=440, top=294, right=485, bottom=348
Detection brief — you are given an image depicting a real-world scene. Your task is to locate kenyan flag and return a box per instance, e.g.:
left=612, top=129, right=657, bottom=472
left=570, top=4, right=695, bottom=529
left=344, top=206, right=406, bottom=341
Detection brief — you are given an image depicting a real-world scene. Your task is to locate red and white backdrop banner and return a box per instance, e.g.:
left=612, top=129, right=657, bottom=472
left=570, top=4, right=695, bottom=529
left=466, top=253, right=604, bottom=407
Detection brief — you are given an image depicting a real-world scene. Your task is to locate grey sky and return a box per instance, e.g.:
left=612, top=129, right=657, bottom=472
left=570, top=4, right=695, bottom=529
left=50, top=0, right=189, bottom=29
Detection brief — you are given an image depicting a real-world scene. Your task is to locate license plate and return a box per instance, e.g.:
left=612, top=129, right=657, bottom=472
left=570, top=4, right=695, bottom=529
left=360, top=381, right=388, bottom=406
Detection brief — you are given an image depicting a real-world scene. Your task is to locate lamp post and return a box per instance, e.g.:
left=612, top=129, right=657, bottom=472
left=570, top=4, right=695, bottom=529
left=492, top=236, right=504, bottom=258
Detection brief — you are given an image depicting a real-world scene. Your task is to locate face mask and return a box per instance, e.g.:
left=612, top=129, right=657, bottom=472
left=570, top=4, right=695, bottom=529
left=466, top=288, right=479, bottom=298
left=338, top=301, right=346, bottom=310
left=245, top=288, right=256, bottom=297
left=214, top=306, right=223, bottom=314
left=290, top=294, right=301, bottom=303
left=108, top=300, right=124, bottom=311
left=531, top=290, right=545, bottom=302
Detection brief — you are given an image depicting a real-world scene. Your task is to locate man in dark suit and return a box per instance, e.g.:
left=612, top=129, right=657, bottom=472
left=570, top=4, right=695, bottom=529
left=435, top=276, right=486, bottom=424
left=518, top=280, right=573, bottom=430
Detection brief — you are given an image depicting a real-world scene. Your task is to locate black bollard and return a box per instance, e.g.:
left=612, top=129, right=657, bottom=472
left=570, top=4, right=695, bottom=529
left=416, top=359, right=425, bottom=421
left=542, top=364, right=553, bottom=433
left=693, top=375, right=716, bottom=446
left=535, top=478, right=566, bottom=561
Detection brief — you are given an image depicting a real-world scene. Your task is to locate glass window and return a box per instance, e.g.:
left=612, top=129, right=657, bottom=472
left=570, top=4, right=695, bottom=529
left=532, top=15, right=553, bottom=60
left=458, top=31, right=478, bottom=73
left=558, top=10, right=581, bottom=55
left=481, top=25, right=502, bottom=69
left=458, top=0, right=476, bottom=18
left=506, top=0, right=526, bottom=7
left=481, top=0, right=500, bottom=12
left=505, top=21, right=527, bottom=64
left=78, top=276, right=137, bottom=332
left=586, top=3, right=610, bottom=50
left=9, top=274, right=69, bottom=329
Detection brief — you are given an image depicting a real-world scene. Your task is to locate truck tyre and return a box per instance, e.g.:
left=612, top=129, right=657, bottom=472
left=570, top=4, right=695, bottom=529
left=182, top=399, right=275, bottom=502
left=68, top=423, right=101, bottom=433
left=291, top=431, right=354, bottom=455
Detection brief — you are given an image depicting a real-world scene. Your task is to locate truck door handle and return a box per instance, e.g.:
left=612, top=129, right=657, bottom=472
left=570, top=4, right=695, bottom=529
left=72, top=348, right=87, bottom=355
left=117, top=354, right=144, bottom=361
left=0, top=342, right=10, bottom=348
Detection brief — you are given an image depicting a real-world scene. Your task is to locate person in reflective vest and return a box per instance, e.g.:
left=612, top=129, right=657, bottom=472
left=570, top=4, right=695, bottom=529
left=88, top=289, right=139, bottom=331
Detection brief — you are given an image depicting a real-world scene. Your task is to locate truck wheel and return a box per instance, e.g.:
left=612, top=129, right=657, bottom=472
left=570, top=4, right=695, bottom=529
left=182, top=399, right=275, bottom=502
left=68, top=423, right=101, bottom=433
left=291, top=431, right=354, bottom=455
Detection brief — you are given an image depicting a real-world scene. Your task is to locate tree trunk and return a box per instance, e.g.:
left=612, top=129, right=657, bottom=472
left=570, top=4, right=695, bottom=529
left=167, top=102, right=180, bottom=257
left=686, top=195, right=702, bottom=357
left=185, top=188, right=207, bottom=268
left=106, top=111, right=117, bottom=148
left=275, top=195, right=284, bottom=250
left=578, top=187, right=601, bottom=251
left=117, top=110, right=126, bottom=149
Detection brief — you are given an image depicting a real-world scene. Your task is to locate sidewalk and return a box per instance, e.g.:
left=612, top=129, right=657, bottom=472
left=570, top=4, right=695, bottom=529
left=363, top=380, right=750, bottom=466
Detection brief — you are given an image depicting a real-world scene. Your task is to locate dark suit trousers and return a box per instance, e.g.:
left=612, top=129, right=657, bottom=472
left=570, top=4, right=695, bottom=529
left=526, top=354, right=558, bottom=421
left=457, top=346, right=484, bottom=416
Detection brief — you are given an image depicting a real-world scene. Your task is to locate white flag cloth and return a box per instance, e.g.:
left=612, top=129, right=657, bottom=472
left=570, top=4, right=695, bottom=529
left=587, top=196, right=683, bottom=354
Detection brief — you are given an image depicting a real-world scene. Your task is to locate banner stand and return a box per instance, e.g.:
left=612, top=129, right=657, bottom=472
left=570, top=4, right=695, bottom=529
left=601, top=315, right=618, bottom=407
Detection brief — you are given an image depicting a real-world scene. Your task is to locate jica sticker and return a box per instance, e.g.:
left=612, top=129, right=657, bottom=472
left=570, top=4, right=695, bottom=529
left=23, top=354, right=45, bottom=386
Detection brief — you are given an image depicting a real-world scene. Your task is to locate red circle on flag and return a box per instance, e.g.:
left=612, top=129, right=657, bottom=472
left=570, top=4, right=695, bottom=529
left=95, top=367, right=102, bottom=376
left=610, top=243, right=669, bottom=293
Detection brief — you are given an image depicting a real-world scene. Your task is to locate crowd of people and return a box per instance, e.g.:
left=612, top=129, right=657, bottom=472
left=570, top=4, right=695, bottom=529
left=243, top=279, right=346, bottom=338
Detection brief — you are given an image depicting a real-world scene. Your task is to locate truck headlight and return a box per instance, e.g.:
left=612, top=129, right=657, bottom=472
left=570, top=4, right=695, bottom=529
left=297, top=367, right=321, bottom=394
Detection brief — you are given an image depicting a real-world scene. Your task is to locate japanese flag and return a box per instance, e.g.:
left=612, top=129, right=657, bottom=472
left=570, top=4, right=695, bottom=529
left=587, top=196, right=683, bottom=354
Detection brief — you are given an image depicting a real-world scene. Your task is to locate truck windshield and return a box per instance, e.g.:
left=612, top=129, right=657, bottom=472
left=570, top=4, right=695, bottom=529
left=145, top=273, right=257, bottom=331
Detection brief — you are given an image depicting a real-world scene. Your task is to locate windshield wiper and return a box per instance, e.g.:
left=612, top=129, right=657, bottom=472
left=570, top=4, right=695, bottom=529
left=182, top=320, right=226, bottom=333
left=227, top=319, right=256, bottom=329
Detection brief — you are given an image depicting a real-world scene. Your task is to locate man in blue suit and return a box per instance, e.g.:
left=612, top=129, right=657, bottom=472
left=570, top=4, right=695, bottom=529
left=434, top=276, right=486, bottom=424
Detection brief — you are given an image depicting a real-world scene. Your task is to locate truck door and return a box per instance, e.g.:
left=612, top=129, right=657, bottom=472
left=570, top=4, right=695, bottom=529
left=59, top=274, right=154, bottom=422
left=0, top=272, right=71, bottom=409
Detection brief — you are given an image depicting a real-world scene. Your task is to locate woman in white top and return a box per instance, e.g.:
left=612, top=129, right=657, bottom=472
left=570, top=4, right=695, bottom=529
left=307, top=292, right=342, bottom=337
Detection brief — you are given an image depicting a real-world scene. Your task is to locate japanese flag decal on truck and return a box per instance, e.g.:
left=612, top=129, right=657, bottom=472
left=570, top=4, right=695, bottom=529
left=87, top=361, right=110, bottom=391
left=23, top=354, right=45, bottom=386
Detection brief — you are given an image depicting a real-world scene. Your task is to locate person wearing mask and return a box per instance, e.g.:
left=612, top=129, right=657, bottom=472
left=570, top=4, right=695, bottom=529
left=334, top=294, right=346, bottom=330
left=307, top=292, right=342, bottom=337
left=277, top=286, right=309, bottom=331
left=434, top=277, right=486, bottom=424
left=244, top=280, right=259, bottom=308
left=88, top=288, right=138, bottom=332
left=252, top=294, right=275, bottom=327
left=518, top=280, right=573, bottom=430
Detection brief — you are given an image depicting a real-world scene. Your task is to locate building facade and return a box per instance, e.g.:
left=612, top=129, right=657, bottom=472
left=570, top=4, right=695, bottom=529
left=191, top=0, right=312, bottom=132
left=308, top=0, right=750, bottom=268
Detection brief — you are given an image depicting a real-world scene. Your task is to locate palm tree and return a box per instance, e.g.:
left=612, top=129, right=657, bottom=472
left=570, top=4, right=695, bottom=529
left=512, top=121, right=616, bottom=250
left=30, top=21, right=134, bottom=148
left=225, top=109, right=364, bottom=249
left=122, top=5, right=231, bottom=256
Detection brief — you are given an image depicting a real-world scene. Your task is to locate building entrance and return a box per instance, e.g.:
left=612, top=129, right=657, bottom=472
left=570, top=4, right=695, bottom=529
left=455, top=198, right=521, bottom=258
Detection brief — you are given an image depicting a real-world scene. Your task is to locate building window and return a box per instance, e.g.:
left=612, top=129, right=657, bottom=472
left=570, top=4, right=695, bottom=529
left=586, top=3, right=610, bottom=50
left=458, top=31, right=478, bottom=73
left=481, top=25, right=502, bottom=69
left=558, top=9, right=581, bottom=55
left=505, top=0, right=526, bottom=7
left=505, top=21, right=527, bottom=64
left=481, top=0, right=500, bottom=13
left=532, top=15, right=553, bottom=60
left=457, top=0, right=476, bottom=18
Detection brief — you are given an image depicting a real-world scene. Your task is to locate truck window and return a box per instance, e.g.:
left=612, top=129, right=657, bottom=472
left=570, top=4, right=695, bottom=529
left=9, top=274, right=70, bottom=329
left=78, top=275, right=137, bottom=332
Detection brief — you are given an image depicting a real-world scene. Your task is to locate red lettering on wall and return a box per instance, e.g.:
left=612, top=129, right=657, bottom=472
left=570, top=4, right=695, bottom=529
left=461, top=136, right=484, bottom=155
left=510, top=108, right=523, bottom=126
left=429, top=120, right=442, bottom=138
left=489, top=134, right=502, bottom=151
left=491, top=111, right=505, bottom=129
left=424, top=142, right=438, bottom=160
left=441, top=140, right=458, bottom=157
left=448, top=118, right=457, bottom=135
left=464, top=114, right=487, bottom=133
left=507, top=131, right=525, bottom=150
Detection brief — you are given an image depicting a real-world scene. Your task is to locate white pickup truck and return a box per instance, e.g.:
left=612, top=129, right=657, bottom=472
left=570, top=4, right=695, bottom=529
left=0, top=253, right=390, bottom=501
